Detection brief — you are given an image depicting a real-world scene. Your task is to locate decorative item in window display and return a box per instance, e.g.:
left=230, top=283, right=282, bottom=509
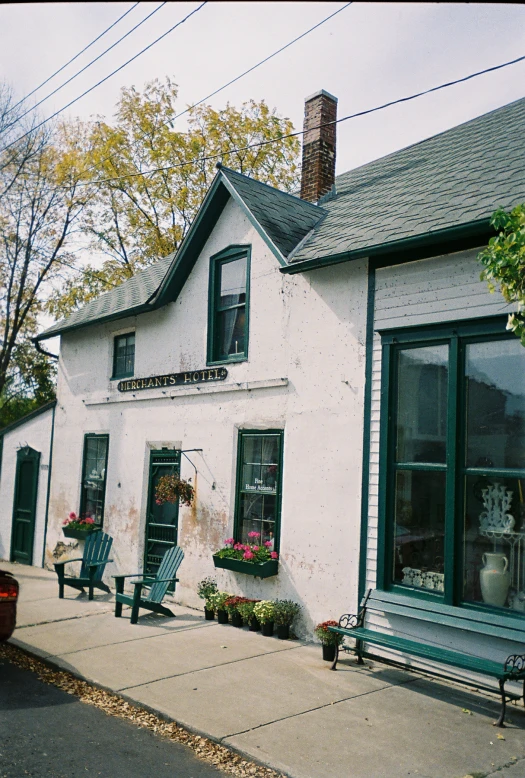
left=479, top=483, right=515, bottom=533
left=479, top=552, right=511, bottom=608
left=154, top=475, right=194, bottom=506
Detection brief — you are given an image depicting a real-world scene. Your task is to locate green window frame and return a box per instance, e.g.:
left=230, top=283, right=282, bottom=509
left=79, top=434, right=109, bottom=526
left=378, top=316, right=525, bottom=616
left=207, top=245, right=250, bottom=365
left=234, top=429, right=284, bottom=553
left=112, top=332, right=135, bottom=379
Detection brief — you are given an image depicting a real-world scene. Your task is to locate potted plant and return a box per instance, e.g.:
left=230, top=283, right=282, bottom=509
left=155, top=475, right=194, bottom=506
left=208, top=591, right=231, bottom=624
left=197, top=576, right=218, bottom=620
left=253, top=600, right=275, bottom=636
left=213, top=534, right=279, bottom=578
left=62, top=512, right=100, bottom=539
left=237, top=599, right=261, bottom=631
left=273, top=599, right=300, bottom=640
left=224, top=596, right=248, bottom=628
left=314, top=620, right=344, bottom=662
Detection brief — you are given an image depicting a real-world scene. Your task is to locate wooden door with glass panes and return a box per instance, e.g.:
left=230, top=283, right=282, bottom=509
left=144, top=450, right=181, bottom=588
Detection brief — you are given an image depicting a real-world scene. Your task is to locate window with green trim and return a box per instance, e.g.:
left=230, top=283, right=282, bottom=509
left=379, top=318, right=525, bottom=614
left=112, top=332, right=135, bottom=379
left=79, top=434, right=109, bottom=526
left=234, top=430, right=283, bottom=551
left=207, top=246, right=250, bottom=364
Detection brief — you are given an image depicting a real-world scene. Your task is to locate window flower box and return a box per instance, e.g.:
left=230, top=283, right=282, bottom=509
left=63, top=526, right=101, bottom=540
left=212, top=555, right=278, bottom=578
left=62, top=512, right=101, bottom=540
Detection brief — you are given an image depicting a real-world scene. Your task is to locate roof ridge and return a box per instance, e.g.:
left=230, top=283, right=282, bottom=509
left=220, top=166, right=323, bottom=214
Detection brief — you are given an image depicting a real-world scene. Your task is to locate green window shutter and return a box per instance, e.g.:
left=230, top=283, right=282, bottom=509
left=112, top=332, right=135, bottom=379
left=207, top=246, right=251, bottom=365
left=234, top=430, right=284, bottom=553
left=79, top=434, right=109, bottom=526
left=379, top=317, right=525, bottom=615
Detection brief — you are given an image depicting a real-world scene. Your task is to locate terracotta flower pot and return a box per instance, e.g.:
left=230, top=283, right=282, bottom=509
left=204, top=608, right=215, bottom=621
left=322, top=644, right=336, bottom=662
left=261, top=621, right=274, bottom=637
left=217, top=609, right=228, bottom=624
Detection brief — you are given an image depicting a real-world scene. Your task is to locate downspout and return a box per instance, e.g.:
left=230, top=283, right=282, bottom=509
left=41, top=403, right=56, bottom=568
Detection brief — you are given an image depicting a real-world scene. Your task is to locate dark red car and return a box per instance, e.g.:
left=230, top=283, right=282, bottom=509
left=0, top=570, right=18, bottom=641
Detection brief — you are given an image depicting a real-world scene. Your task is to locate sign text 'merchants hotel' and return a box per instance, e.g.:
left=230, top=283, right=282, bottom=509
left=117, top=367, right=228, bottom=393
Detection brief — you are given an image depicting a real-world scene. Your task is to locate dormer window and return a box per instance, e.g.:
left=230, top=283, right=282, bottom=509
left=207, top=246, right=250, bottom=365
left=112, top=332, right=135, bottom=379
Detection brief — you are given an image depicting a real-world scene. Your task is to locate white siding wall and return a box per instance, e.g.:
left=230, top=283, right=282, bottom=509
left=0, top=407, right=54, bottom=566
left=47, top=198, right=368, bottom=636
left=364, top=247, right=519, bottom=676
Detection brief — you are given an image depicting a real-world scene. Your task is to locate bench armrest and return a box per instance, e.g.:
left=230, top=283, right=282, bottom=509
left=504, top=654, right=525, bottom=677
left=132, top=576, right=180, bottom=586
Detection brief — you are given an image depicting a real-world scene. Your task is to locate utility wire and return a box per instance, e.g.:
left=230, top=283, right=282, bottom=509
left=1, top=2, right=208, bottom=154
left=5, top=2, right=167, bottom=132
left=173, top=2, right=353, bottom=123
left=8, top=2, right=140, bottom=115
left=70, top=51, right=525, bottom=188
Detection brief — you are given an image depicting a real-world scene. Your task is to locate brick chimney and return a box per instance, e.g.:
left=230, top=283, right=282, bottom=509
left=300, top=89, right=337, bottom=203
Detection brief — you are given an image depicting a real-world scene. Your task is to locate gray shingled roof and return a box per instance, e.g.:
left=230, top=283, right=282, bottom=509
left=38, top=255, right=173, bottom=340
left=291, top=97, right=525, bottom=262
left=220, top=167, right=324, bottom=257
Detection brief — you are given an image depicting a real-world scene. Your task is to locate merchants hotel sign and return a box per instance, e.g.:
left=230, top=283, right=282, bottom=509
left=118, top=367, right=228, bottom=393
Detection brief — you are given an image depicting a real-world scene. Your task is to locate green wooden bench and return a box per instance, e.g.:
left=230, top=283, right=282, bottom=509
left=54, top=531, right=113, bottom=601
left=329, top=589, right=525, bottom=727
left=113, top=545, right=184, bottom=624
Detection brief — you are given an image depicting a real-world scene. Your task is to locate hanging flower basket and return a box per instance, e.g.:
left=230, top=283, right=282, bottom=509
left=155, top=475, right=194, bottom=506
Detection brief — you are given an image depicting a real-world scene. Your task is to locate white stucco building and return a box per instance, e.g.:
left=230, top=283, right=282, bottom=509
left=2, top=92, right=525, bottom=672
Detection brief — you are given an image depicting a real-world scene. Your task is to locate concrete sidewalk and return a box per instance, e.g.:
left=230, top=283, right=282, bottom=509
left=5, top=561, right=525, bottom=778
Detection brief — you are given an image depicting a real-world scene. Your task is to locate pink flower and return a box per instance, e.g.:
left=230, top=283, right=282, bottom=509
left=270, top=551, right=279, bottom=560
left=68, top=512, right=77, bottom=520
left=63, top=519, right=69, bottom=525
left=247, top=531, right=260, bottom=539
left=234, top=543, right=243, bottom=551
left=243, top=551, right=255, bottom=560
left=224, top=537, right=235, bottom=546
left=264, top=541, right=272, bottom=548
left=84, top=517, right=95, bottom=524
left=155, top=499, right=162, bottom=505
left=252, top=546, right=259, bottom=551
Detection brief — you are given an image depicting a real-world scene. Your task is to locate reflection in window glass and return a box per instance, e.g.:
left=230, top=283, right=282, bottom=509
left=113, top=333, right=135, bottom=378
left=396, top=345, right=448, bottom=464
left=466, top=339, right=525, bottom=470
left=80, top=435, right=108, bottom=525
left=217, top=257, right=247, bottom=359
left=237, top=433, right=282, bottom=550
left=393, top=470, right=446, bottom=591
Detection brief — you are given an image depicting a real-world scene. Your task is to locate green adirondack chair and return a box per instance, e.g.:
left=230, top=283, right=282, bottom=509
left=54, top=531, right=113, bottom=600
left=113, top=545, right=184, bottom=624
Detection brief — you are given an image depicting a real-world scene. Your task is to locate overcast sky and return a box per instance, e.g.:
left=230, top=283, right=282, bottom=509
left=1, top=2, right=525, bottom=175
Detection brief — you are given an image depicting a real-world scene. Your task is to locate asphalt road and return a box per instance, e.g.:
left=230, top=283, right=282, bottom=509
left=0, top=659, right=223, bottom=778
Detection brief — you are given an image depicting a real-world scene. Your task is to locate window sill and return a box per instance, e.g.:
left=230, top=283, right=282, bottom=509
left=110, top=375, right=134, bottom=381
left=207, top=355, right=247, bottom=367
left=212, top=555, right=278, bottom=578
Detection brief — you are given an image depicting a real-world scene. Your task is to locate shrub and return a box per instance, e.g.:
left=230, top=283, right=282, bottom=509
left=273, top=599, right=300, bottom=626
left=253, top=600, right=275, bottom=624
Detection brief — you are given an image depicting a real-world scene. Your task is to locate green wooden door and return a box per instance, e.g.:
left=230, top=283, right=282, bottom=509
left=144, top=450, right=181, bottom=584
left=11, top=446, right=40, bottom=565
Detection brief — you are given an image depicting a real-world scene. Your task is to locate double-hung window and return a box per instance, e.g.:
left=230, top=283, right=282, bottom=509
left=112, top=332, right=135, bottom=379
left=208, top=246, right=250, bottom=364
left=79, top=434, right=109, bottom=525
left=379, top=318, right=525, bottom=614
left=234, top=430, right=284, bottom=551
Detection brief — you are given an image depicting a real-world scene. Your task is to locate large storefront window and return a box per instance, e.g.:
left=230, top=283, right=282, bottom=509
left=234, top=430, right=283, bottom=551
left=79, top=434, right=109, bottom=525
left=381, top=319, right=525, bottom=614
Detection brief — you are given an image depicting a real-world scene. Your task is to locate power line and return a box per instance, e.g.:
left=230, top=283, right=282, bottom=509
left=70, top=52, right=525, bottom=188
left=1, top=2, right=208, bottom=154
left=8, top=2, right=141, bottom=116
left=6, top=2, right=167, bottom=133
left=172, top=2, right=353, bottom=123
